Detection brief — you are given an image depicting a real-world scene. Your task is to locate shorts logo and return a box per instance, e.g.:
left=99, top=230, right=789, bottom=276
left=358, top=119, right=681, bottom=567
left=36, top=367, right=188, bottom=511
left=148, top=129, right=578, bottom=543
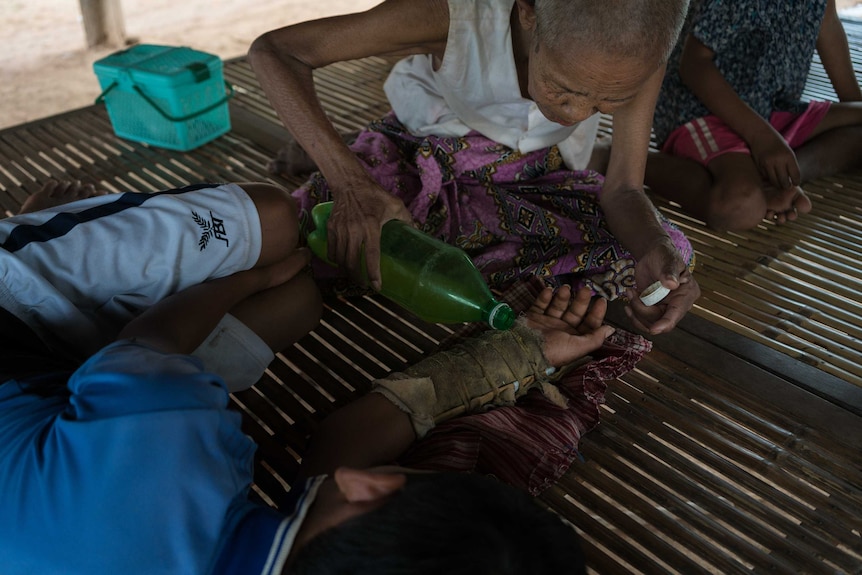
left=192, top=210, right=230, bottom=250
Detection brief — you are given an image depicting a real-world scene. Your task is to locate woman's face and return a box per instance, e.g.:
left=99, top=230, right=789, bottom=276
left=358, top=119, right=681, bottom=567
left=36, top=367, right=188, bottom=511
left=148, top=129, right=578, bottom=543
left=527, top=39, right=658, bottom=126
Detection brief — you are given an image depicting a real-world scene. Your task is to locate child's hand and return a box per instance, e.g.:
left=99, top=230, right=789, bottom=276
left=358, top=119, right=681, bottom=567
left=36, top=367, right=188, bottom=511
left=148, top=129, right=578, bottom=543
left=750, top=128, right=802, bottom=191
left=525, top=285, right=616, bottom=367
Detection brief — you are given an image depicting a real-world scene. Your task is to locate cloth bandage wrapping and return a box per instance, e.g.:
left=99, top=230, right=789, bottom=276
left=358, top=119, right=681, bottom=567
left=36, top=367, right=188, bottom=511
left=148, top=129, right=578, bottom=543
left=371, top=321, right=551, bottom=438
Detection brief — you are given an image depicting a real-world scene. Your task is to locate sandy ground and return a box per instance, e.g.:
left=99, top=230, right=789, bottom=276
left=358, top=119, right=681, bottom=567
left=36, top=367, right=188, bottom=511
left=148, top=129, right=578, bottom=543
left=0, top=0, right=377, bottom=129
left=2, top=0, right=861, bottom=130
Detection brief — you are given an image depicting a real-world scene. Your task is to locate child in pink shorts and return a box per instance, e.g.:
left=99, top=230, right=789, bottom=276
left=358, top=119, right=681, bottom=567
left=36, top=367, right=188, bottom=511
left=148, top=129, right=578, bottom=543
left=663, top=102, right=831, bottom=167
left=646, top=0, right=862, bottom=232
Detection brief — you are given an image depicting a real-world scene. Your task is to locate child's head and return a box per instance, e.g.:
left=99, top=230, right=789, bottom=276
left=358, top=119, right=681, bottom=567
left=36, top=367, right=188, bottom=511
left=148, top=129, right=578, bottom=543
left=517, top=0, right=690, bottom=126
left=287, top=472, right=586, bottom=574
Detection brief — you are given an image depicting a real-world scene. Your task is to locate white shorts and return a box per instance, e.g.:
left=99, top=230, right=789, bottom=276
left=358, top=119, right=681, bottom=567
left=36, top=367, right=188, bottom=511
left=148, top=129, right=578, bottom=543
left=0, top=183, right=274, bottom=391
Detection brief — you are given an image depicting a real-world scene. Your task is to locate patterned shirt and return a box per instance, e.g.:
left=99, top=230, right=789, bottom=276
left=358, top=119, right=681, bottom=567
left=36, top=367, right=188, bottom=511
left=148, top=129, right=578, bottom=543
left=653, top=0, right=828, bottom=144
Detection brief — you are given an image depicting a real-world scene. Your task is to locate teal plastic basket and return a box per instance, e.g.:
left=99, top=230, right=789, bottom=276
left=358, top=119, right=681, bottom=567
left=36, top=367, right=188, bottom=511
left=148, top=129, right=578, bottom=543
left=93, top=44, right=233, bottom=151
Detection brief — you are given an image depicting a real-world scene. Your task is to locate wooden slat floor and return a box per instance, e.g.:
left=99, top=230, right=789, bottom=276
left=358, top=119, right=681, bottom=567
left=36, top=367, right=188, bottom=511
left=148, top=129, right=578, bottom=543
left=1, top=20, right=861, bottom=575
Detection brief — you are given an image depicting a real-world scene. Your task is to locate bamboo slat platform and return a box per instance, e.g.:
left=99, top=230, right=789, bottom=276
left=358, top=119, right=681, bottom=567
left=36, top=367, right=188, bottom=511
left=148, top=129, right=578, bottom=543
left=1, top=21, right=861, bottom=575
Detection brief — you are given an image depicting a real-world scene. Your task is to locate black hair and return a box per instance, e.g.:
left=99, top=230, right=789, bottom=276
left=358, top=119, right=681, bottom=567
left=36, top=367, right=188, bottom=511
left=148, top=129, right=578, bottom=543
left=287, top=472, right=587, bottom=575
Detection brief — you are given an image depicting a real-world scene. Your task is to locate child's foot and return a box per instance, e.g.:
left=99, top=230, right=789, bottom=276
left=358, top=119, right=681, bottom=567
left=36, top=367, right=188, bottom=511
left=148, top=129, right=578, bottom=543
left=524, top=285, right=616, bottom=367
left=764, top=185, right=812, bottom=224
left=18, top=180, right=106, bottom=214
left=267, top=130, right=360, bottom=178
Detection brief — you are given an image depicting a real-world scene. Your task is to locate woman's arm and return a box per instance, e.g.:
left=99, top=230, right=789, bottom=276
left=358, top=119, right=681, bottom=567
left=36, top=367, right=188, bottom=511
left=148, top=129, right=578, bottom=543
left=603, top=63, right=700, bottom=334
left=603, top=63, right=668, bottom=262
left=248, top=0, right=450, bottom=289
left=817, top=0, right=862, bottom=102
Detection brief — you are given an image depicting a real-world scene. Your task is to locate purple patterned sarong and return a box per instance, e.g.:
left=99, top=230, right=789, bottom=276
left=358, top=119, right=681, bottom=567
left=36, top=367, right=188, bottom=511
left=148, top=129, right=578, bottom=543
left=293, top=113, right=693, bottom=299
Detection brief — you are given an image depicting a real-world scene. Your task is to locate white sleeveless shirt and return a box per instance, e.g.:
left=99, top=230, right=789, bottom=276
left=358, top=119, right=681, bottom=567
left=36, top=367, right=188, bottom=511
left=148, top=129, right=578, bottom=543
left=383, top=0, right=599, bottom=170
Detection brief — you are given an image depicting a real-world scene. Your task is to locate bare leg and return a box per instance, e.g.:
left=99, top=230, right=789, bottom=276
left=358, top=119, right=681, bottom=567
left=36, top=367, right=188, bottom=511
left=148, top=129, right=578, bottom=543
left=708, top=153, right=812, bottom=229
left=755, top=104, right=862, bottom=221
left=213, top=183, right=322, bottom=352
left=202, top=183, right=322, bottom=385
left=804, top=101, right=862, bottom=138
left=229, top=270, right=322, bottom=353
left=236, top=181, right=303, bottom=267
left=791, top=102, right=862, bottom=188
left=299, top=285, right=612, bottom=478
left=644, top=151, right=715, bottom=221
left=796, top=125, right=862, bottom=181
left=645, top=151, right=810, bottom=231
left=19, top=180, right=107, bottom=214
left=232, top=182, right=323, bottom=349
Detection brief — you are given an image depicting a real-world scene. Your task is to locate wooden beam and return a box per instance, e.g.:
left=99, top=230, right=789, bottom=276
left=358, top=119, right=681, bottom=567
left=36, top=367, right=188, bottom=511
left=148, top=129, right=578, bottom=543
left=79, top=0, right=126, bottom=48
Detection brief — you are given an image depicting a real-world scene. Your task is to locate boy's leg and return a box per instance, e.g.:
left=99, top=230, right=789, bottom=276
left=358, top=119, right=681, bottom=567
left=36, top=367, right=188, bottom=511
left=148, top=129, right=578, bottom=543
left=181, top=182, right=323, bottom=390
left=795, top=102, right=862, bottom=181
left=236, top=181, right=301, bottom=267
left=176, top=258, right=323, bottom=392
left=221, top=269, right=322, bottom=360
left=0, top=181, right=301, bottom=354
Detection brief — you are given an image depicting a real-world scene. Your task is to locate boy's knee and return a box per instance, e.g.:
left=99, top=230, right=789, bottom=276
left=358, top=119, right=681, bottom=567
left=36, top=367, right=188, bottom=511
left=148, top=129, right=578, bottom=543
left=238, top=182, right=301, bottom=260
left=707, top=180, right=766, bottom=232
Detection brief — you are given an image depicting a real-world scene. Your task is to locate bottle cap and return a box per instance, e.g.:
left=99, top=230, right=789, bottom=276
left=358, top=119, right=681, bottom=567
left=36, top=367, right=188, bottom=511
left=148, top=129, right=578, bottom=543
left=639, top=281, right=670, bottom=307
left=488, top=302, right=515, bottom=330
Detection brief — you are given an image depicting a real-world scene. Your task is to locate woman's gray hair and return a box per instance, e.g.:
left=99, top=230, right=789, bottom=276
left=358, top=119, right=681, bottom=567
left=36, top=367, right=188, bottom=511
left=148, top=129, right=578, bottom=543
left=533, top=0, right=691, bottom=62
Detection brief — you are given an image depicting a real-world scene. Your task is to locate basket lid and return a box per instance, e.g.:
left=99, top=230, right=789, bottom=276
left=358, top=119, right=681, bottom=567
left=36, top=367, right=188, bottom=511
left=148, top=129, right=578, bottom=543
left=93, top=44, right=222, bottom=88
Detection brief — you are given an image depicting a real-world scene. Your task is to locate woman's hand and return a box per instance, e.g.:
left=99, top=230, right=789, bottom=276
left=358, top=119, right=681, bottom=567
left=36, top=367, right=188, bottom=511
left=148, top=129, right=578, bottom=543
left=328, top=174, right=412, bottom=290
left=626, top=239, right=700, bottom=335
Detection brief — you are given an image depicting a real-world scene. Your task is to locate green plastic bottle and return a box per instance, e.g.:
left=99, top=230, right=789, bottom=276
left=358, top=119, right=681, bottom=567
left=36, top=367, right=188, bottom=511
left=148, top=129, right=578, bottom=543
left=306, top=202, right=515, bottom=331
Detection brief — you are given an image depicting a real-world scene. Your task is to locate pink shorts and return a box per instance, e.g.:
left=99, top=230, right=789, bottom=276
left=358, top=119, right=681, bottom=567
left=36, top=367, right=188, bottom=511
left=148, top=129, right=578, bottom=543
left=661, top=101, right=831, bottom=165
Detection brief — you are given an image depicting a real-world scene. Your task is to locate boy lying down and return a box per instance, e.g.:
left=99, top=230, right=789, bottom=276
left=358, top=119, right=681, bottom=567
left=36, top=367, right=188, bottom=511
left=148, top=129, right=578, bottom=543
left=0, top=179, right=646, bottom=574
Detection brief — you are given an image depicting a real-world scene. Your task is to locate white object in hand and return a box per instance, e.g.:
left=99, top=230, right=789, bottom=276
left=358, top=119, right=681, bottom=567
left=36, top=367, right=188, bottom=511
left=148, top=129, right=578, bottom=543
left=639, top=281, right=670, bottom=307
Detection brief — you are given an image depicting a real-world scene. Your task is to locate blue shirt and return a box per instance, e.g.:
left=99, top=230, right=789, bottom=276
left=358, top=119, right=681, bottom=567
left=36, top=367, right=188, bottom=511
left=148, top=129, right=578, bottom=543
left=0, top=340, right=319, bottom=575
left=653, top=0, right=827, bottom=144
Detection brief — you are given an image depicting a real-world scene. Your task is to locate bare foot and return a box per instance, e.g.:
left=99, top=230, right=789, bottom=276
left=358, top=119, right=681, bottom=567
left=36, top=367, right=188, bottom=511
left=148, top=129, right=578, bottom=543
left=586, top=132, right=612, bottom=174
left=764, top=185, right=812, bottom=224
left=19, top=180, right=106, bottom=214
left=267, top=130, right=360, bottom=178
left=525, top=285, right=616, bottom=367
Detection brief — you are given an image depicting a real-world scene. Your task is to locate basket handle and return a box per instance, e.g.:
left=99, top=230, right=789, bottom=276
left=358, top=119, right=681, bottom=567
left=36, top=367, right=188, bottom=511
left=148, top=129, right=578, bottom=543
left=95, top=82, right=118, bottom=105
left=94, top=81, right=235, bottom=122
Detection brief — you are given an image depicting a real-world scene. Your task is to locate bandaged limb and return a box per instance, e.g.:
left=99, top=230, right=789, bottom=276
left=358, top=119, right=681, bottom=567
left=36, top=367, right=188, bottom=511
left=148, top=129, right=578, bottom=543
left=371, top=321, right=554, bottom=438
